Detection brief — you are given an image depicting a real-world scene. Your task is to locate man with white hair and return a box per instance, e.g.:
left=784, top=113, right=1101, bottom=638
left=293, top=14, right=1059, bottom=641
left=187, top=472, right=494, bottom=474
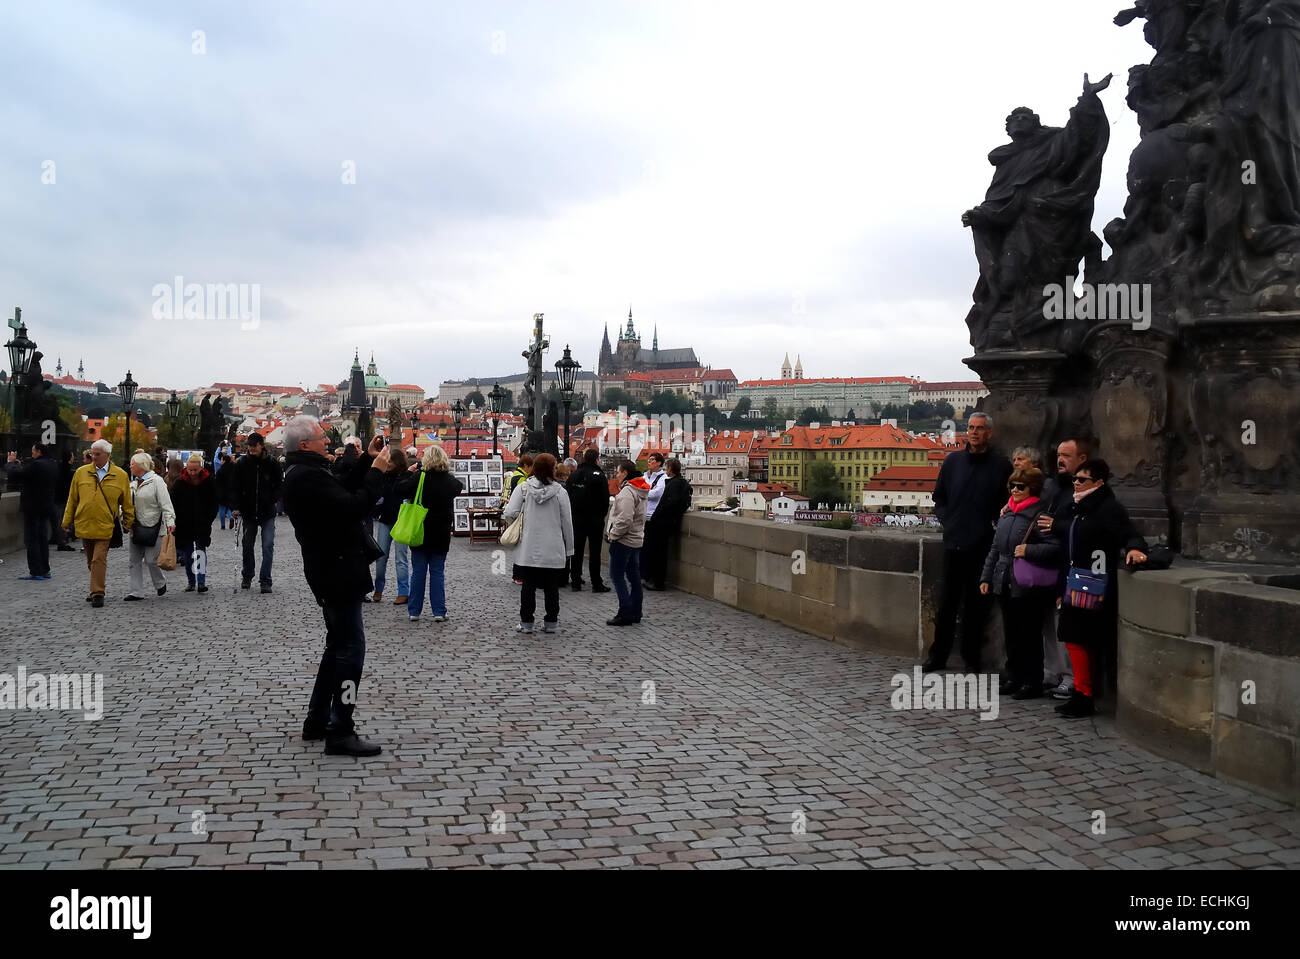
left=282, top=415, right=391, bottom=757
left=62, top=439, right=134, bottom=608
left=331, top=435, right=363, bottom=477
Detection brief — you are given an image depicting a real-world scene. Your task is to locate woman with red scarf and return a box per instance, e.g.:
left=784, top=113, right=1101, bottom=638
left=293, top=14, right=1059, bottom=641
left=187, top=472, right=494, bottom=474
left=980, top=467, right=1062, bottom=699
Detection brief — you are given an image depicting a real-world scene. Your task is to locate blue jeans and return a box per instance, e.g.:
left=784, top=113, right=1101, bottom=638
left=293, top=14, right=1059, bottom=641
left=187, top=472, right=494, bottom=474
left=373, top=522, right=410, bottom=597
left=177, top=538, right=208, bottom=585
left=241, top=516, right=275, bottom=586
left=218, top=505, right=232, bottom=528
left=306, top=601, right=366, bottom=739
left=408, top=549, right=447, bottom=617
left=609, top=541, right=642, bottom=620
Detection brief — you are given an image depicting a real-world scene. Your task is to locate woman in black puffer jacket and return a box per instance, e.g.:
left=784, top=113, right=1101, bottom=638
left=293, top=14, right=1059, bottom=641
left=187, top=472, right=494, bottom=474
left=981, top=467, right=1062, bottom=700
left=369, top=447, right=409, bottom=604
left=1055, top=458, right=1148, bottom=718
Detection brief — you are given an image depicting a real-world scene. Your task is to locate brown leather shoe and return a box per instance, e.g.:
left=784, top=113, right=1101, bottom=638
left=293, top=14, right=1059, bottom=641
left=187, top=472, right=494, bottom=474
left=393, top=595, right=408, bottom=604
left=372, top=592, right=383, bottom=603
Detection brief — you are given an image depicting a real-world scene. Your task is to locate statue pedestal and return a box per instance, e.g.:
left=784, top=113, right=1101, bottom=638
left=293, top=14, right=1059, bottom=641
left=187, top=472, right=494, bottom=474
left=1178, top=312, right=1300, bottom=564
left=1083, top=323, right=1177, bottom=544
left=963, top=351, right=1086, bottom=457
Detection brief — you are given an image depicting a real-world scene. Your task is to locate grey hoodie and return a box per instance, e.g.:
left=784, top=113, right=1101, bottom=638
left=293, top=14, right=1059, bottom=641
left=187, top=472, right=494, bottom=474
left=606, top=477, right=650, bottom=548
left=502, top=475, right=574, bottom=569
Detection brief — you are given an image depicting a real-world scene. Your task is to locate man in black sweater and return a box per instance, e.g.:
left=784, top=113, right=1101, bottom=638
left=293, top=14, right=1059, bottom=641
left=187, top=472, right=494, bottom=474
left=565, top=448, right=611, bottom=592
left=10, top=444, right=59, bottom=579
left=235, top=433, right=283, bottom=592
left=924, top=413, right=1012, bottom=673
left=282, top=416, right=389, bottom=757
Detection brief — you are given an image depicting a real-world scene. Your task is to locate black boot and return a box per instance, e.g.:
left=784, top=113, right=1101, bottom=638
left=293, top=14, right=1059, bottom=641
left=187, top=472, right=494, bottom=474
left=1059, top=690, right=1095, bottom=718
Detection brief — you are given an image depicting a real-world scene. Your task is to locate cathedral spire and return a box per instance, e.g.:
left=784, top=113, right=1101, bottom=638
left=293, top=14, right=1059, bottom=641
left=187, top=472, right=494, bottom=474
left=351, top=349, right=361, bottom=371
left=367, top=351, right=378, bottom=375
left=625, top=307, right=637, bottom=340
left=781, top=353, right=792, bottom=379
left=653, top=324, right=658, bottom=351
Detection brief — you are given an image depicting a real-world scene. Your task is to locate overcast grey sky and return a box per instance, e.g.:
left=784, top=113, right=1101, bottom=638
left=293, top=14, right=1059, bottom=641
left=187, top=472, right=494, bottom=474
left=0, top=1, right=1153, bottom=394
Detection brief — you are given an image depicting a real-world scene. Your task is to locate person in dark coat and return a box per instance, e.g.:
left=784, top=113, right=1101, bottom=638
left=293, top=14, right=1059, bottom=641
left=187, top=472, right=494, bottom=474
left=170, top=453, right=219, bottom=592
left=980, top=467, right=1063, bottom=699
left=10, top=444, right=59, bottom=579
left=214, top=452, right=238, bottom=531
left=393, top=444, right=463, bottom=622
left=1055, top=458, right=1148, bottom=718
left=234, top=433, right=283, bottom=592
left=564, top=448, right=610, bottom=592
left=924, top=413, right=1013, bottom=673
left=282, top=416, right=389, bottom=757
left=331, top=437, right=361, bottom=476
left=52, top=452, right=75, bottom=550
left=643, top=456, right=693, bottom=590
left=370, top=446, right=410, bottom=605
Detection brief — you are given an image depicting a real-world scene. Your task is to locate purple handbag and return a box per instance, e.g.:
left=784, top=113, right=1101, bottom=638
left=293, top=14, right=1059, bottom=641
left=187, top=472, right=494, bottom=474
left=1012, top=517, right=1057, bottom=588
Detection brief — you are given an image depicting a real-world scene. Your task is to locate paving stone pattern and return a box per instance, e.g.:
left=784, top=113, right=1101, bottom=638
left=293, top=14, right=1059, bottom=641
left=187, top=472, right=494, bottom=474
left=1, top=518, right=1297, bottom=870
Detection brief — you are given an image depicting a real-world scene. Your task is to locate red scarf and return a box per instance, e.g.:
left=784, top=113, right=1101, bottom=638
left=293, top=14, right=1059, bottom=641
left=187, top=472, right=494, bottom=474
left=1006, top=494, right=1040, bottom=514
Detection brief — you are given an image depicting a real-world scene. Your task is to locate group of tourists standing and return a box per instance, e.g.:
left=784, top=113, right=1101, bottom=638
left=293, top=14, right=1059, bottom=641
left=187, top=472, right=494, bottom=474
left=924, top=413, right=1149, bottom=719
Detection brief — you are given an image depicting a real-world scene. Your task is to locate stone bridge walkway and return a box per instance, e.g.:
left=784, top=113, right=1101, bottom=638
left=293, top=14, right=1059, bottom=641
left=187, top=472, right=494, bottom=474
left=0, top=518, right=1296, bottom=869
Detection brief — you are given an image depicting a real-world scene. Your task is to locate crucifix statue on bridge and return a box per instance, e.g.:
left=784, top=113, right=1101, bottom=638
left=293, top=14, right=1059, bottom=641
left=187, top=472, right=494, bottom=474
left=521, top=312, right=550, bottom=450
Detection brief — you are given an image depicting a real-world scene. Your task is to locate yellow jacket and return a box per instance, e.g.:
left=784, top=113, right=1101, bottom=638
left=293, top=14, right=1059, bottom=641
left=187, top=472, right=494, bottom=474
left=63, top=463, right=135, bottom=540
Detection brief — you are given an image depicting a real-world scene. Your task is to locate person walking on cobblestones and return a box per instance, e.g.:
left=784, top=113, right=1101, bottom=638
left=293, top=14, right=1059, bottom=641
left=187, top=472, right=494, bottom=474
left=124, top=452, right=176, bottom=601
left=503, top=453, right=573, bottom=634
left=171, top=452, right=218, bottom=593
left=282, top=415, right=389, bottom=757
left=63, top=439, right=134, bottom=608
left=393, top=445, right=462, bottom=622
left=10, top=444, right=59, bottom=580
left=235, top=432, right=282, bottom=593
left=605, top=459, right=650, bottom=626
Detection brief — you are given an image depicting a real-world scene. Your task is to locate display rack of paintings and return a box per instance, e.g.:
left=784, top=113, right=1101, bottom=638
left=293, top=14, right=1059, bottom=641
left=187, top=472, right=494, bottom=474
left=450, top=455, right=503, bottom=535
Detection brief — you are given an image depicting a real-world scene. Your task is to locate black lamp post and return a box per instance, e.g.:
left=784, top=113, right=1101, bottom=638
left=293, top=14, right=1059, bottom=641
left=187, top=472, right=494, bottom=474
left=5, top=313, right=36, bottom=430
left=118, top=370, right=138, bottom=470
left=452, top=399, right=464, bottom=457
left=488, top=382, right=505, bottom=458
left=555, top=345, right=580, bottom=461
left=165, top=390, right=181, bottom=445
left=409, top=407, right=420, bottom=451
left=187, top=407, right=200, bottom=446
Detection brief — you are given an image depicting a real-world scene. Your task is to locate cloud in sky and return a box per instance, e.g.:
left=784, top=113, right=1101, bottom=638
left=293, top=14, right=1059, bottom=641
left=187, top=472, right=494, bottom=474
left=0, top=0, right=1153, bottom=393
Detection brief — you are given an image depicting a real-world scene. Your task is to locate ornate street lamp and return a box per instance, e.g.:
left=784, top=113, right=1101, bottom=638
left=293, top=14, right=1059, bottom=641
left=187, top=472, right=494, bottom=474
left=118, top=370, right=138, bottom=469
left=555, top=345, right=580, bottom=461
left=165, top=390, right=181, bottom=445
left=452, top=398, right=464, bottom=457
left=488, top=382, right=505, bottom=458
left=186, top=406, right=200, bottom=445
left=4, top=314, right=36, bottom=431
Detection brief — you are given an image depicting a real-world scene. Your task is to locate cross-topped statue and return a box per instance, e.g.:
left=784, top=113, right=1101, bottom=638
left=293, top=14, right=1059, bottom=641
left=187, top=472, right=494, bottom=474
left=7, top=306, right=20, bottom=332
left=521, top=312, right=550, bottom=439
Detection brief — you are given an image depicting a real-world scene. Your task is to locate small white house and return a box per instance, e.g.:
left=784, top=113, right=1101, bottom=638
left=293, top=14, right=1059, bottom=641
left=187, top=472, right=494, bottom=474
left=771, top=494, right=809, bottom=517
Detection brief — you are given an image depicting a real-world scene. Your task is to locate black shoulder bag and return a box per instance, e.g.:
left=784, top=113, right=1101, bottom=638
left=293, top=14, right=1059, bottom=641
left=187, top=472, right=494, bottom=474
left=96, top=474, right=125, bottom=549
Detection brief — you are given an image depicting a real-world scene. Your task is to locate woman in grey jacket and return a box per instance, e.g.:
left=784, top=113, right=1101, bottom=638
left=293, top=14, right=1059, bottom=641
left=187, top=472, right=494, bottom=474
left=124, top=451, right=176, bottom=601
left=502, top=453, right=574, bottom=634
left=980, top=466, right=1062, bottom=699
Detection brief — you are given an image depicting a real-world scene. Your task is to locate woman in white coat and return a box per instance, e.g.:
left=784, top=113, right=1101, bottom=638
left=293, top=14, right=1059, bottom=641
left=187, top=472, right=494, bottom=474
left=502, top=453, right=573, bottom=634
left=124, top=451, right=176, bottom=601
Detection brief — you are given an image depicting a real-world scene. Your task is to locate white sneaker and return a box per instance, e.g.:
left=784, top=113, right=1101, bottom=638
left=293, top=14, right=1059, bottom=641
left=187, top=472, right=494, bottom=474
left=409, top=615, right=420, bottom=622
left=1051, top=681, right=1074, bottom=699
left=433, top=615, right=447, bottom=622
left=517, top=623, right=533, bottom=634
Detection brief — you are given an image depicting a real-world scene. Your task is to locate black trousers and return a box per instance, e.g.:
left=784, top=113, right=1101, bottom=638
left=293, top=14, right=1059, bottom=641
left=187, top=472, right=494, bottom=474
left=520, top=566, right=562, bottom=623
left=570, top=520, right=605, bottom=587
left=999, top=588, right=1053, bottom=688
left=24, top=510, right=50, bottom=576
left=306, top=600, right=366, bottom=740
left=642, top=516, right=669, bottom=588
left=928, top=547, right=992, bottom=669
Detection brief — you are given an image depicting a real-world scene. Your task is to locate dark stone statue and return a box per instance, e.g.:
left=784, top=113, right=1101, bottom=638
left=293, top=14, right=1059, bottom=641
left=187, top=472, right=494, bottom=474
left=962, top=74, right=1112, bottom=352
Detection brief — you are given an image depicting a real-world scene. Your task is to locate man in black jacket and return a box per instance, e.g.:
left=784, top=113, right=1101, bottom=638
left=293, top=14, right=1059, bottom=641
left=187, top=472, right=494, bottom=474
left=924, top=413, right=1012, bottom=673
left=644, top=457, right=692, bottom=590
left=235, top=433, right=283, bottom=593
left=282, top=415, right=390, bottom=757
left=10, top=444, right=59, bottom=579
left=565, top=448, right=610, bottom=592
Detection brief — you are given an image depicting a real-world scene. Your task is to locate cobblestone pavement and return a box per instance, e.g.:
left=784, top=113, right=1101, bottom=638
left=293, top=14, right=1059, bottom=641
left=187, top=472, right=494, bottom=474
left=1, top=518, right=1297, bottom=870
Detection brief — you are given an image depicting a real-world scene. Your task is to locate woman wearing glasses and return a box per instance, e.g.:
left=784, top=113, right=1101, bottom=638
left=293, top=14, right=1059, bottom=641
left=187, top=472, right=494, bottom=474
left=980, top=467, right=1062, bottom=699
left=1054, top=459, right=1148, bottom=718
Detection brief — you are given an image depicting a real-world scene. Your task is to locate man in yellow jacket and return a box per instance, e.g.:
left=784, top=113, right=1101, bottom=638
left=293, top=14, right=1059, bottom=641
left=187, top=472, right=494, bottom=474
left=63, top=439, right=134, bottom=607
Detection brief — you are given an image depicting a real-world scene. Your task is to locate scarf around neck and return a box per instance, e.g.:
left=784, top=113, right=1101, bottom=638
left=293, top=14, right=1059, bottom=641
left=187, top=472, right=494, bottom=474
left=1006, top=494, right=1040, bottom=514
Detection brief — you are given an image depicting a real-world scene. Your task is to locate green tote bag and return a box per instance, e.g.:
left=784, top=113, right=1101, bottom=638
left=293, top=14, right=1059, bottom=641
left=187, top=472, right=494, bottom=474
left=390, top=471, right=427, bottom=547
